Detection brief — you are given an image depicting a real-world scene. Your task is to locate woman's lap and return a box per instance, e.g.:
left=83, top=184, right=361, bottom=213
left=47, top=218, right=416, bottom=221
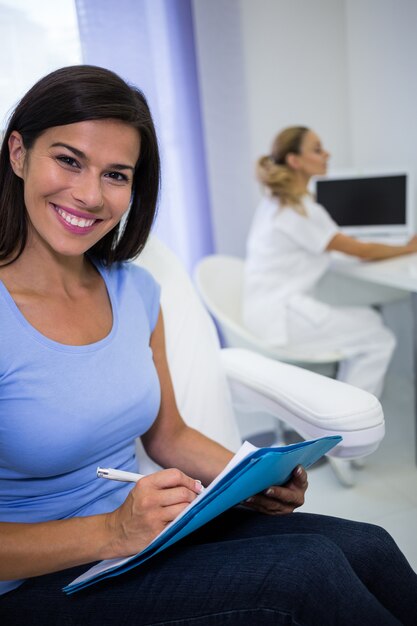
left=1, top=511, right=416, bottom=626
left=286, top=303, right=390, bottom=349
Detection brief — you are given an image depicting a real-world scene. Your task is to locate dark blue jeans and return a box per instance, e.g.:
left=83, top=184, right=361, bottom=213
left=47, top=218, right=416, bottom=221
left=1, top=510, right=416, bottom=625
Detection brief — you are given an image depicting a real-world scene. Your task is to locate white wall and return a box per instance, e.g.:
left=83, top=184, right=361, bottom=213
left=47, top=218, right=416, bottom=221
left=193, top=0, right=417, bottom=256
left=346, top=0, right=417, bottom=211
left=240, top=0, right=351, bottom=181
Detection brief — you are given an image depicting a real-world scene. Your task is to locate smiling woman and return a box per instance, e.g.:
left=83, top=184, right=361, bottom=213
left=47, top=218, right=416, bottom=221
left=0, top=66, right=159, bottom=267
left=0, top=66, right=159, bottom=346
left=7, top=119, right=140, bottom=259
left=0, top=66, right=417, bottom=626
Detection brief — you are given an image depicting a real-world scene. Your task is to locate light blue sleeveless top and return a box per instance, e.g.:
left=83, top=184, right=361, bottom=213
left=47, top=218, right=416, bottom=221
left=0, top=261, right=161, bottom=594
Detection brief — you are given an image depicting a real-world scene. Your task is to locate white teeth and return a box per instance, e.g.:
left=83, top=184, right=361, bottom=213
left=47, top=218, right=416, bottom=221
left=56, top=207, right=96, bottom=228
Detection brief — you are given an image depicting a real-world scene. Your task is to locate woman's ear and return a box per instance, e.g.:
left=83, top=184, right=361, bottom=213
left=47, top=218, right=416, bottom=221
left=8, top=131, right=26, bottom=178
left=285, top=152, right=300, bottom=171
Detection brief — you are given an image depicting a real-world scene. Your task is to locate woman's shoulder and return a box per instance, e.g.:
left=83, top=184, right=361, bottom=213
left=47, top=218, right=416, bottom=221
left=303, top=194, right=328, bottom=214
left=94, top=259, right=160, bottom=300
left=97, top=258, right=156, bottom=282
left=261, top=194, right=307, bottom=219
left=253, top=194, right=284, bottom=222
left=304, top=194, right=339, bottom=226
left=258, top=194, right=280, bottom=211
left=98, top=260, right=160, bottom=329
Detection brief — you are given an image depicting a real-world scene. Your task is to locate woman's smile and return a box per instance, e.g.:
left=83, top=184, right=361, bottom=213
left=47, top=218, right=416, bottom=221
left=52, top=203, right=101, bottom=234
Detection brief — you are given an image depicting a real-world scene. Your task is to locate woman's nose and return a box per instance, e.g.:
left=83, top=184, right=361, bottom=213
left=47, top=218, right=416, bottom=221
left=72, top=173, right=104, bottom=208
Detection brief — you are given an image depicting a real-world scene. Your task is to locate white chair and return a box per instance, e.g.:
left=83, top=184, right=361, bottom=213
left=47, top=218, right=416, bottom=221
left=134, top=237, right=384, bottom=486
left=193, top=254, right=344, bottom=373
left=194, top=253, right=364, bottom=486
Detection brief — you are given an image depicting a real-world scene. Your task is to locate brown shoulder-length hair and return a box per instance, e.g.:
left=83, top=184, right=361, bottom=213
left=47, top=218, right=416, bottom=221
left=256, top=126, right=309, bottom=208
left=0, top=64, right=160, bottom=266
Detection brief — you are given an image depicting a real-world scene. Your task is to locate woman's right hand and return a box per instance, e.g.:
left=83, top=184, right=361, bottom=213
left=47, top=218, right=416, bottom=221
left=406, top=235, right=417, bottom=252
left=104, top=468, right=203, bottom=558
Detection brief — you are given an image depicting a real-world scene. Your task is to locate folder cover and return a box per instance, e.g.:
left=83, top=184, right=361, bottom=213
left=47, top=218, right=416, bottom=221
left=64, top=435, right=342, bottom=594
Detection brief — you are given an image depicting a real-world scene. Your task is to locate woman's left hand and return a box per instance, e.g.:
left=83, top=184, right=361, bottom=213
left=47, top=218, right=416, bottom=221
left=243, top=465, right=308, bottom=515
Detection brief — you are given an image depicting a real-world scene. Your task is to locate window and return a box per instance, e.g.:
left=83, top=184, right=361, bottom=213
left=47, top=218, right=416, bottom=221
left=0, top=0, right=81, bottom=131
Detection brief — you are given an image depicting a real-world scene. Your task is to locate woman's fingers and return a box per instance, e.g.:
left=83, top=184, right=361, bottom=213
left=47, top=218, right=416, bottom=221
left=130, top=468, right=203, bottom=520
left=243, top=466, right=308, bottom=515
left=134, top=483, right=201, bottom=511
left=290, top=465, right=309, bottom=490
left=109, top=468, right=203, bottom=556
left=138, top=468, right=203, bottom=495
left=245, top=493, right=297, bottom=515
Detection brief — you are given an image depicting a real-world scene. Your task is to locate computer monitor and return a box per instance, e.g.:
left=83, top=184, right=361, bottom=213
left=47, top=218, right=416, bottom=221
left=312, top=171, right=412, bottom=241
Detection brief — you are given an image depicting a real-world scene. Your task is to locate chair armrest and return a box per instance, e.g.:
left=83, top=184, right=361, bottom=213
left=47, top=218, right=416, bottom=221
left=220, top=348, right=385, bottom=459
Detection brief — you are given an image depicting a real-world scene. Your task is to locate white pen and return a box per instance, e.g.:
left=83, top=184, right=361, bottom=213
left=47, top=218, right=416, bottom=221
left=97, top=467, right=145, bottom=483
left=97, top=466, right=205, bottom=492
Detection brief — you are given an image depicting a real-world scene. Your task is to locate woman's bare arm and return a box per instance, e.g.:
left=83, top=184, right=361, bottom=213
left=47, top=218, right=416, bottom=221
left=142, top=311, right=308, bottom=514
left=327, top=232, right=417, bottom=261
left=0, top=465, right=202, bottom=581
left=0, top=515, right=113, bottom=580
left=141, top=311, right=234, bottom=485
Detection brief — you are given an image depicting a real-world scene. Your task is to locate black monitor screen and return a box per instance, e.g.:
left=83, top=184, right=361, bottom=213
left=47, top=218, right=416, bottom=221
left=315, top=175, right=407, bottom=227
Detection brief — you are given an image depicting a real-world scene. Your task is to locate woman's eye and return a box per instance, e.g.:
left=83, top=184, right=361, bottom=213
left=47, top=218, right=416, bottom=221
left=57, top=155, right=79, bottom=168
left=106, top=171, right=129, bottom=183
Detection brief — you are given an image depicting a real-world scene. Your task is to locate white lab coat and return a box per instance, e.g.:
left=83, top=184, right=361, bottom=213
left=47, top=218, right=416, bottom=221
left=243, top=195, right=396, bottom=396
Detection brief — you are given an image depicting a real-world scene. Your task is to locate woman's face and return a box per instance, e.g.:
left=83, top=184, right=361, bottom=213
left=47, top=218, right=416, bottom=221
left=293, top=130, right=330, bottom=179
left=9, top=119, right=141, bottom=259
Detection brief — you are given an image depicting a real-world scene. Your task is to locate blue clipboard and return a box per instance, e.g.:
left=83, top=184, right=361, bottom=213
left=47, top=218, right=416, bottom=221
left=64, top=435, right=342, bottom=594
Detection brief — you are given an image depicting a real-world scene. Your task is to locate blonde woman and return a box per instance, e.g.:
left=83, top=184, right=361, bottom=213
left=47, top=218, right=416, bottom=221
left=244, top=126, right=417, bottom=398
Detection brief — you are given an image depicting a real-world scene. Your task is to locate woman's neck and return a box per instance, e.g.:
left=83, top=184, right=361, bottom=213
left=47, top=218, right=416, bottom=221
left=0, top=243, right=95, bottom=297
left=292, top=171, right=310, bottom=196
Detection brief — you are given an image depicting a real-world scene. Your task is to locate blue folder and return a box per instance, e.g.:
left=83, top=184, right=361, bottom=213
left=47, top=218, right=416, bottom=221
left=64, top=435, right=342, bottom=594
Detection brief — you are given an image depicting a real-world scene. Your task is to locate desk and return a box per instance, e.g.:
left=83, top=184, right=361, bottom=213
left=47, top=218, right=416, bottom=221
left=329, top=253, right=417, bottom=461
left=331, top=252, right=417, bottom=293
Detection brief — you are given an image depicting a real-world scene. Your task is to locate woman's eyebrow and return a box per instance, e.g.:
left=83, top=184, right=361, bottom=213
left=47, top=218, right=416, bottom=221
left=50, top=142, right=135, bottom=172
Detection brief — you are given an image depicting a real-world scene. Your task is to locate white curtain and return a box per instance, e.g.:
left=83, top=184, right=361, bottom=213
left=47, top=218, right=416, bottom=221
left=75, top=0, right=214, bottom=271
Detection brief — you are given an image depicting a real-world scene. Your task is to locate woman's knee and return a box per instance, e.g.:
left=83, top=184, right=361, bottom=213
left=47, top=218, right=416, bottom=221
left=211, top=535, right=346, bottom=604
left=287, top=535, right=348, bottom=587
left=258, top=535, right=350, bottom=603
left=270, top=535, right=365, bottom=624
left=348, top=522, right=402, bottom=564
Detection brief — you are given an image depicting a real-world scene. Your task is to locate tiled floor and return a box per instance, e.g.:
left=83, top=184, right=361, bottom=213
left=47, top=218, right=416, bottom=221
left=236, top=372, right=417, bottom=572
